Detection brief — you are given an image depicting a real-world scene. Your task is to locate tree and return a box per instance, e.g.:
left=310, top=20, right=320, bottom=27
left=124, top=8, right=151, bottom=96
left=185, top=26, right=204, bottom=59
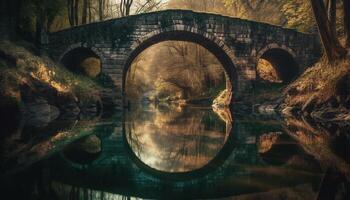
left=120, top=0, right=134, bottom=17
left=98, top=0, right=106, bottom=20
left=344, top=0, right=350, bottom=47
left=134, top=0, right=163, bottom=14
left=281, top=0, right=316, bottom=32
left=82, top=0, right=88, bottom=24
left=310, top=0, right=347, bottom=62
left=0, top=0, right=22, bottom=39
left=67, top=0, right=80, bottom=26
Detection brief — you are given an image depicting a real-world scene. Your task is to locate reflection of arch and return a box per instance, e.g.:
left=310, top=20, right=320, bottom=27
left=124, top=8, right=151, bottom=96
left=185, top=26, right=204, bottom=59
left=122, top=25, right=238, bottom=105
left=122, top=116, right=237, bottom=181
left=259, top=133, right=302, bottom=166
left=60, top=134, right=103, bottom=168
left=59, top=45, right=103, bottom=76
left=257, top=44, right=299, bottom=83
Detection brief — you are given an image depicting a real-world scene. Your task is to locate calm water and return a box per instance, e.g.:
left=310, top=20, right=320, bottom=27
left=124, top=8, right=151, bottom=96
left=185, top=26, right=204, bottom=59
left=1, top=104, right=350, bottom=199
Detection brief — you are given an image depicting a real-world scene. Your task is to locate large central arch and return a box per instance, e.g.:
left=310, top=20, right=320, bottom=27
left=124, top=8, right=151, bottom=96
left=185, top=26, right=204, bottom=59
left=121, top=26, right=238, bottom=105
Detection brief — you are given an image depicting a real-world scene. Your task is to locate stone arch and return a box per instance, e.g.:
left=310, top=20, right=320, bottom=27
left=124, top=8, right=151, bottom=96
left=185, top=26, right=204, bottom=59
left=257, top=43, right=299, bottom=83
left=59, top=43, right=105, bottom=77
left=122, top=25, right=238, bottom=105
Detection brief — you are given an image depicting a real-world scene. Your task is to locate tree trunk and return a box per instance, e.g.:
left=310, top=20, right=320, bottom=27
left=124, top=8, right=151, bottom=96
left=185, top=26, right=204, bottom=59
left=310, top=0, right=347, bottom=62
left=88, top=0, right=92, bottom=23
left=120, top=0, right=133, bottom=17
left=74, top=0, right=80, bottom=26
left=82, top=0, right=88, bottom=24
left=99, top=0, right=104, bottom=21
left=67, top=0, right=74, bottom=26
left=344, top=0, right=350, bottom=47
left=328, top=0, right=337, bottom=36
left=0, top=0, right=21, bottom=39
left=35, top=5, right=48, bottom=46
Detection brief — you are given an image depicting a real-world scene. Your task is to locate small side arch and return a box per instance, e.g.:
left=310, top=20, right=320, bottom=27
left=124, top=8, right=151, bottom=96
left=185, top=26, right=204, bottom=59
left=59, top=43, right=105, bottom=77
left=257, top=43, right=299, bottom=83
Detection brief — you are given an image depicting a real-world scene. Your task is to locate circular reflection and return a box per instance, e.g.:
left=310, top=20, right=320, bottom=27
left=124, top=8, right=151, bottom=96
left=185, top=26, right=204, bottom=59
left=63, top=135, right=102, bottom=165
left=124, top=105, right=231, bottom=173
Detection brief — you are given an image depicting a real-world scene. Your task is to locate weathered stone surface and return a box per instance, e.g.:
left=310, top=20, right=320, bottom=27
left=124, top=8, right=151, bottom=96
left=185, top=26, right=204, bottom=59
left=45, top=10, right=321, bottom=107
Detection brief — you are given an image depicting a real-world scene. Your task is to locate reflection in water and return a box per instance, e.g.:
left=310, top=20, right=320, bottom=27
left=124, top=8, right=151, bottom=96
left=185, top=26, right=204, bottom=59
left=1, top=108, right=350, bottom=199
left=125, top=104, right=230, bottom=173
left=63, top=135, right=102, bottom=165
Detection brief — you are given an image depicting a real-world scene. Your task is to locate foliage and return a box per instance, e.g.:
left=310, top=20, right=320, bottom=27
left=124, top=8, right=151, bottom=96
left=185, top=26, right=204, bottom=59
left=168, top=0, right=317, bottom=32
left=281, top=0, right=316, bottom=32
left=125, top=41, right=226, bottom=101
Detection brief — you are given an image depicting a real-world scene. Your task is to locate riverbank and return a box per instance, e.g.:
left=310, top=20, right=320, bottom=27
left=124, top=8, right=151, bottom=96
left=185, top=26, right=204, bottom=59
left=0, top=40, right=108, bottom=129
left=280, top=55, right=350, bottom=122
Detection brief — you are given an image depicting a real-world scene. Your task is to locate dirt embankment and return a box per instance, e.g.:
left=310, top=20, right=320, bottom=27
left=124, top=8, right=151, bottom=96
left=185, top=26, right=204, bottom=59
left=280, top=55, right=350, bottom=122
left=0, top=40, right=110, bottom=128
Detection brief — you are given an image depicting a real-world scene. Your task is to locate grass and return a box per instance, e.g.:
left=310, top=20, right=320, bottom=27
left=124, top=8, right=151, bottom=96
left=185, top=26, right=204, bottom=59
left=284, top=54, right=350, bottom=107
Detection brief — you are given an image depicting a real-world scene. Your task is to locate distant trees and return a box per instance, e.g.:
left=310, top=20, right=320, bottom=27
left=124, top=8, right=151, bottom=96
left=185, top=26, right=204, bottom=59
left=65, top=0, right=163, bottom=26
left=119, top=0, right=133, bottom=16
left=67, top=0, right=78, bottom=26
left=310, top=0, right=348, bottom=62
left=125, top=41, right=225, bottom=101
left=0, top=0, right=22, bottom=39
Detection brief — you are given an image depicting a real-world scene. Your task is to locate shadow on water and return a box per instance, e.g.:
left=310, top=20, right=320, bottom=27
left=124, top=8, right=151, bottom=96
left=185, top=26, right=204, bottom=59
left=0, top=105, right=350, bottom=199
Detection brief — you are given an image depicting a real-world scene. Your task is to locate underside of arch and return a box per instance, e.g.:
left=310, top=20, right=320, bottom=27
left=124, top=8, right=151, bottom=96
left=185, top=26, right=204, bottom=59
left=122, top=30, right=238, bottom=105
left=258, top=48, right=299, bottom=83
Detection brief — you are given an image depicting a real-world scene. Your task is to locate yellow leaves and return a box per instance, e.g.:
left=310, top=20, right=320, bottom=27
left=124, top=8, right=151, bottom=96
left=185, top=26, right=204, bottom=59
left=51, top=131, right=73, bottom=143
left=29, top=63, right=70, bottom=93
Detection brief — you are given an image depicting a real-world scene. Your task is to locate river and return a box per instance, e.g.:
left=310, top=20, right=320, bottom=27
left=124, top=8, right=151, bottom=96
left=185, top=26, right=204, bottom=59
left=0, top=104, right=349, bottom=199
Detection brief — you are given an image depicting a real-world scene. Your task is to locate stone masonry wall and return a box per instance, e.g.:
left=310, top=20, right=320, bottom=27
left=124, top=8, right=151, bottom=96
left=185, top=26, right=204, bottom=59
left=45, top=10, right=321, bottom=107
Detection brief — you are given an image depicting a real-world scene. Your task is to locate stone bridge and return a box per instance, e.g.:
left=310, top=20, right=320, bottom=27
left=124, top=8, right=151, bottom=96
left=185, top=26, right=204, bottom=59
left=44, top=9, right=321, bottom=107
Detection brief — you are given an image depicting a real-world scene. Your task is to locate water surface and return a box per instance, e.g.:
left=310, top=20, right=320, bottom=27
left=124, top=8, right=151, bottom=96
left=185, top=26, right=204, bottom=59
left=1, top=104, right=349, bottom=199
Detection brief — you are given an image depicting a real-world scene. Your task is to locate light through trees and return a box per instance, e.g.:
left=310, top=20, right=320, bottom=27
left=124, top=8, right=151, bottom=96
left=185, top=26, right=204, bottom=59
left=125, top=41, right=227, bottom=104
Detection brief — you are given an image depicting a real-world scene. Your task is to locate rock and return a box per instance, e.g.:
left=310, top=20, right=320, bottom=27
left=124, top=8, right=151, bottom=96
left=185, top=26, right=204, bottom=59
left=212, top=89, right=232, bottom=108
